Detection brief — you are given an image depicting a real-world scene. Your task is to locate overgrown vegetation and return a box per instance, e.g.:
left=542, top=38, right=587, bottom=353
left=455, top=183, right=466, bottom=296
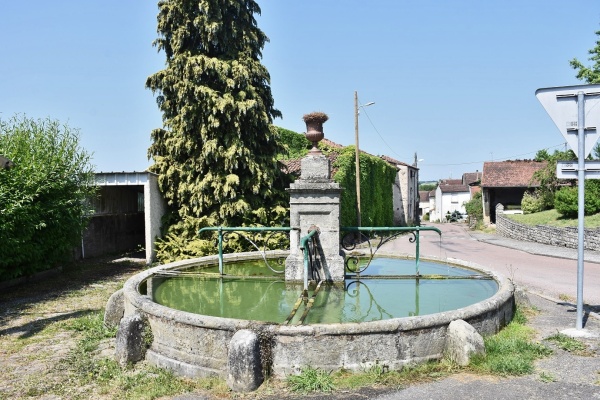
left=277, top=126, right=310, bottom=159
left=278, top=129, right=398, bottom=227
left=333, top=146, right=397, bottom=227
left=0, top=115, right=96, bottom=281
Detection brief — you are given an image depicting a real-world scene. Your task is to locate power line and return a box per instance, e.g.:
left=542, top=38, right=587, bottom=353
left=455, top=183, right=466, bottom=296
left=357, top=103, right=566, bottom=167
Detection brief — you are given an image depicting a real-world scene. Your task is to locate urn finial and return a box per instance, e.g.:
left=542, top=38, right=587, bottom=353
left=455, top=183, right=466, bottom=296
left=302, top=112, right=328, bottom=155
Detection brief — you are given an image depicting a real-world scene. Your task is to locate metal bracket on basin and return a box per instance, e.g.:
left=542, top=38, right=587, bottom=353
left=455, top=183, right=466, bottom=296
left=341, top=226, right=442, bottom=276
left=198, top=226, right=296, bottom=274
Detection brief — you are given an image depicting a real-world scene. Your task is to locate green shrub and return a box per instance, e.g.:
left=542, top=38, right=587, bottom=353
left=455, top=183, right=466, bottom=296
left=554, top=182, right=600, bottom=218
left=0, top=115, right=95, bottom=280
left=464, top=191, right=483, bottom=223
left=554, top=187, right=578, bottom=217
left=521, top=191, right=545, bottom=214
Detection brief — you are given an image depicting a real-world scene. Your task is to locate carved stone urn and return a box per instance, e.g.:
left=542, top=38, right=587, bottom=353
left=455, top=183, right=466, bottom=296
left=303, top=112, right=329, bottom=155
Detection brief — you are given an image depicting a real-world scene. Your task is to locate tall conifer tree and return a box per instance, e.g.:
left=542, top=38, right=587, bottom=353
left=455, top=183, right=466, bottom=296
left=146, top=0, right=286, bottom=260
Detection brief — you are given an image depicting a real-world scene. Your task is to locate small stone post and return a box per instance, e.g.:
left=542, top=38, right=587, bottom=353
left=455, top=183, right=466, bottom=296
left=285, top=112, right=345, bottom=282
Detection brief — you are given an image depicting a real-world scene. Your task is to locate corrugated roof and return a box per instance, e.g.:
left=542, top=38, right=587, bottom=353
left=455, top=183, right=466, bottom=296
left=481, top=160, right=547, bottom=188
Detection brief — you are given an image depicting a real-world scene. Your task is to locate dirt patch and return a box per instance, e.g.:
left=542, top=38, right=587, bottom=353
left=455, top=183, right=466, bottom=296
left=0, top=255, right=146, bottom=399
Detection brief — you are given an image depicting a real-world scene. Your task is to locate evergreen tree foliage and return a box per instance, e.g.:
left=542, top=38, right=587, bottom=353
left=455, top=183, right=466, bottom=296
left=146, top=0, right=288, bottom=261
left=0, top=115, right=96, bottom=280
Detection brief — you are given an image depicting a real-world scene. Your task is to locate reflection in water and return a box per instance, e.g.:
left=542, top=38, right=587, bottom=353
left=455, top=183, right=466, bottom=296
left=152, top=258, right=498, bottom=324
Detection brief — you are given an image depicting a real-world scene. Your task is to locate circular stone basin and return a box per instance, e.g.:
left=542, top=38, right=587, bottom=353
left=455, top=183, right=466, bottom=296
left=150, top=257, right=498, bottom=324
left=119, top=251, right=514, bottom=379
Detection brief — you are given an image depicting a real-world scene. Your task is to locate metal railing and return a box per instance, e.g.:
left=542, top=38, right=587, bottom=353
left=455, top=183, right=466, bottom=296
left=341, top=226, right=442, bottom=276
left=198, top=226, right=295, bottom=274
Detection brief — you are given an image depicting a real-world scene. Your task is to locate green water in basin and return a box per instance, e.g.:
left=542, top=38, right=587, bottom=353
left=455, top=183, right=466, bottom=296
left=149, top=258, right=498, bottom=324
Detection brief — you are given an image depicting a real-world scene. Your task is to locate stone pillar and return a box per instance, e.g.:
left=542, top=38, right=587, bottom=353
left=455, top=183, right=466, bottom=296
left=285, top=153, right=345, bottom=282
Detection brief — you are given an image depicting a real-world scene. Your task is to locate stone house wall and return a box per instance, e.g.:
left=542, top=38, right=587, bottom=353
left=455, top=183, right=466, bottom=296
left=495, top=204, right=600, bottom=251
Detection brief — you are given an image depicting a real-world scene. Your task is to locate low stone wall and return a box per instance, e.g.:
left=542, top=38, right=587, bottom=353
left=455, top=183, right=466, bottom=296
left=495, top=204, right=600, bottom=251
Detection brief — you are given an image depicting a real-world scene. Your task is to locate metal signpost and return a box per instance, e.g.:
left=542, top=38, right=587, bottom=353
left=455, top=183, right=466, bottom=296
left=536, top=84, right=600, bottom=330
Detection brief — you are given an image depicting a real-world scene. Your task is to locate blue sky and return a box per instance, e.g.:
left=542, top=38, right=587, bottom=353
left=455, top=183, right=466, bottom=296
left=2, top=1, right=599, bottom=181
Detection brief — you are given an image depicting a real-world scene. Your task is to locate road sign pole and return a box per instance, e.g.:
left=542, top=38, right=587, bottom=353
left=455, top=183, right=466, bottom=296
left=576, top=91, right=585, bottom=330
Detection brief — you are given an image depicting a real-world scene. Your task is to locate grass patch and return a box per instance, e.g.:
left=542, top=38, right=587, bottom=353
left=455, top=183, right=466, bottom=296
left=333, top=361, right=456, bottom=391
left=469, top=309, right=552, bottom=376
left=558, top=293, right=575, bottom=302
left=506, top=209, right=600, bottom=229
left=546, top=333, right=590, bottom=355
left=288, top=366, right=335, bottom=393
left=57, top=311, right=221, bottom=399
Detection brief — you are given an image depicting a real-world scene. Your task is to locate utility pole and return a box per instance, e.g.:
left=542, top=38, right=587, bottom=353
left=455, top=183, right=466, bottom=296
left=354, top=91, right=375, bottom=227
left=354, top=91, right=361, bottom=227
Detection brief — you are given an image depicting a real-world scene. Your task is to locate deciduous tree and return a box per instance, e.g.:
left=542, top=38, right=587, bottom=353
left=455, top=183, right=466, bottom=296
left=0, top=115, right=95, bottom=280
left=570, top=28, right=600, bottom=84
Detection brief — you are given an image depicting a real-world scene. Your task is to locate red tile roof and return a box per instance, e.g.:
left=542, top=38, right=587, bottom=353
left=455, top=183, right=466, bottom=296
left=439, top=184, right=469, bottom=193
left=481, top=160, right=547, bottom=188
left=380, top=155, right=414, bottom=168
left=463, top=171, right=482, bottom=185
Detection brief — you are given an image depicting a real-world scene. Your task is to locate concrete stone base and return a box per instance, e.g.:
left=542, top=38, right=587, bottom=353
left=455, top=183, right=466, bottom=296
left=444, top=319, right=485, bottom=366
left=117, top=253, right=515, bottom=391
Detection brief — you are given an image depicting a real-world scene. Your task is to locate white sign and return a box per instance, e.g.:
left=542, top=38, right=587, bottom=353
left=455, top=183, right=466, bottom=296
left=556, top=160, right=600, bottom=179
left=536, top=84, right=600, bottom=158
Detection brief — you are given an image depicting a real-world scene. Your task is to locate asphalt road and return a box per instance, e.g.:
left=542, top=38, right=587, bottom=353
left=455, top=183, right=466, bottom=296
left=381, top=222, right=600, bottom=307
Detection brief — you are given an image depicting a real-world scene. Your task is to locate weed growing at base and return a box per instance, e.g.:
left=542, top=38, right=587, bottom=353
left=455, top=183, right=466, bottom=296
left=288, top=366, right=335, bottom=393
left=469, top=309, right=552, bottom=375
left=546, top=333, right=590, bottom=355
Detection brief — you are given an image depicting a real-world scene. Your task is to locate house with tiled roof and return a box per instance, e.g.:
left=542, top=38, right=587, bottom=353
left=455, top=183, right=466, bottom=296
left=431, top=177, right=470, bottom=222
left=463, top=171, right=482, bottom=196
left=280, top=139, right=419, bottom=226
left=481, top=160, right=547, bottom=223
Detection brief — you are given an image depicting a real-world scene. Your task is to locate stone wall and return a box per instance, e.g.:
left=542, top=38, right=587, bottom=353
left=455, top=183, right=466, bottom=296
left=495, top=204, right=600, bottom=251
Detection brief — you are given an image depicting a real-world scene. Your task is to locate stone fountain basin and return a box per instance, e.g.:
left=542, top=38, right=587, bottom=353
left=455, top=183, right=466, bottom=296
left=120, top=251, right=514, bottom=378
